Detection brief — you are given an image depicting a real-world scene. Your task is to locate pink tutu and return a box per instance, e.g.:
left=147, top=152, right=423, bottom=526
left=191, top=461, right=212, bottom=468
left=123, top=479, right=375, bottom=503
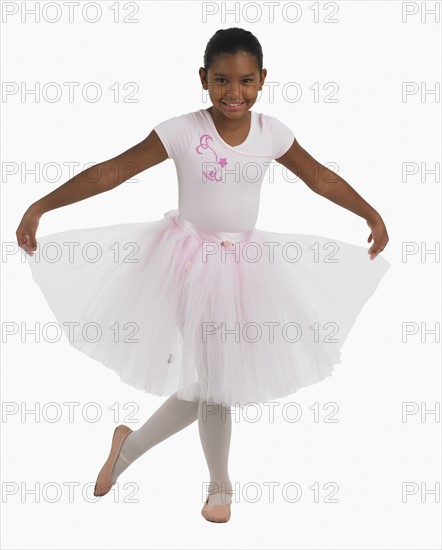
left=25, top=208, right=391, bottom=407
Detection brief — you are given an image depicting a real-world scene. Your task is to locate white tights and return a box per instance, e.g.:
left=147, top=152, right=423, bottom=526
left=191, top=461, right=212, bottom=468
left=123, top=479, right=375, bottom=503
left=110, top=390, right=233, bottom=506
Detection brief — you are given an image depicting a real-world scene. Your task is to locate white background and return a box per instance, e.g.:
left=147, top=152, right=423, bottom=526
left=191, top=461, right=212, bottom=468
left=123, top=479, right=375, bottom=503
left=2, top=1, right=441, bottom=549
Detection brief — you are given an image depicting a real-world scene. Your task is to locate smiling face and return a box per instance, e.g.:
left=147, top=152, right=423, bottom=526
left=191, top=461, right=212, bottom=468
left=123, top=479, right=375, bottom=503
left=199, top=51, right=267, bottom=118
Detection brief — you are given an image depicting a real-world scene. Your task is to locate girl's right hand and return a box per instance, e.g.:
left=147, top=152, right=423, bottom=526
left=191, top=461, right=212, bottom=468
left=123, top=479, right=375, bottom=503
left=16, top=207, right=41, bottom=257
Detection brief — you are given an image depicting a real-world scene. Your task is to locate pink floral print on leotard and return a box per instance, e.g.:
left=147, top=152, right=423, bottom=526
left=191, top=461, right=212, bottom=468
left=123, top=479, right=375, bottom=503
left=195, top=134, right=228, bottom=182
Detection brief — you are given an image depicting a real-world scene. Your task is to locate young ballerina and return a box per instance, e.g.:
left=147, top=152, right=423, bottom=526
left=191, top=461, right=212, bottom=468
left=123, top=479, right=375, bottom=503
left=17, top=27, right=390, bottom=523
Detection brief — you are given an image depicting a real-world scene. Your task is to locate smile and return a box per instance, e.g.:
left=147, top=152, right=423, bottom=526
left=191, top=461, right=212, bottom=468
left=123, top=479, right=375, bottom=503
left=220, top=100, right=246, bottom=109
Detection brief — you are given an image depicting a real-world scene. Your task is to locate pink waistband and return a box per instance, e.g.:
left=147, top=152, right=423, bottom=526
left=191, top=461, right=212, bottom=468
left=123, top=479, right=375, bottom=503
left=163, top=209, right=256, bottom=244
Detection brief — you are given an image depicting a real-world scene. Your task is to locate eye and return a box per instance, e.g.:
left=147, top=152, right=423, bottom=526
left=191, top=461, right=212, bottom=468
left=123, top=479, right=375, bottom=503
left=214, top=78, right=253, bottom=84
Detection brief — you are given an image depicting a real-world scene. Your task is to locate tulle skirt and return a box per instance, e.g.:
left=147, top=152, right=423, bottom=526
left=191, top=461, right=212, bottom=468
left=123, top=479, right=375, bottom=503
left=25, top=208, right=391, bottom=408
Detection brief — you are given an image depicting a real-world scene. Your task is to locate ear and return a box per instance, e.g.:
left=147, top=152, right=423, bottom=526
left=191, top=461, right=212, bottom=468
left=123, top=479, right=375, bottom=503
left=259, top=68, right=267, bottom=90
left=199, top=67, right=208, bottom=89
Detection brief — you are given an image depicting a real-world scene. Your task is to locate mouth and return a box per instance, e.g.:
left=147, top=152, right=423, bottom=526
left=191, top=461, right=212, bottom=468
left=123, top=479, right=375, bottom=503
left=220, top=100, right=246, bottom=110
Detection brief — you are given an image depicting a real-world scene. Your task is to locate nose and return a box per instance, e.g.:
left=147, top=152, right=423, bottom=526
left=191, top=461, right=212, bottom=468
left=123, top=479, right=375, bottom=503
left=224, top=81, right=242, bottom=96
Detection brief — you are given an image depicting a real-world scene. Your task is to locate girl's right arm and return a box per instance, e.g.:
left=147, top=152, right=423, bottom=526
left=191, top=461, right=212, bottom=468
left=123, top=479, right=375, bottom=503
left=16, top=129, right=168, bottom=255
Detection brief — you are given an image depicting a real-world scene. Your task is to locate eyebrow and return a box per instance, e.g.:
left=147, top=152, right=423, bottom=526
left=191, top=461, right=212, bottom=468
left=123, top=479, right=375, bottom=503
left=212, top=72, right=255, bottom=77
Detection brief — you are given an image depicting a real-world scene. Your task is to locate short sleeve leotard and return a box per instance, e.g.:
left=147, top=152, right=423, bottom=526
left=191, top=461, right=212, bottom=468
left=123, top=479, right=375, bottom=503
left=153, top=109, right=295, bottom=232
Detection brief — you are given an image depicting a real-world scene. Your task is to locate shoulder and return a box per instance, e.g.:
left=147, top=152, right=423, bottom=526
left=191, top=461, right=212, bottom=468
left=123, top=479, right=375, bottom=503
left=258, top=111, right=293, bottom=132
left=254, top=110, right=295, bottom=159
left=152, top=110, right=198, bottom=161
left=154, top=110, right=198, bottom=129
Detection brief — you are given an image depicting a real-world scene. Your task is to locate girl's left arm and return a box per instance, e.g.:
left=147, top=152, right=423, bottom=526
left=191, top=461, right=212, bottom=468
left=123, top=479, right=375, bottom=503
left=275, top=139, right=389, bottom=260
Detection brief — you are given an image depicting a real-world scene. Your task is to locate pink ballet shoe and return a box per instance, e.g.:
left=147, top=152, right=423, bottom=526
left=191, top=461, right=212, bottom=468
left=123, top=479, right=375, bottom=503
left=94, top=424, right=133, bottom=497
left=201, top=489, right=234, bottom=523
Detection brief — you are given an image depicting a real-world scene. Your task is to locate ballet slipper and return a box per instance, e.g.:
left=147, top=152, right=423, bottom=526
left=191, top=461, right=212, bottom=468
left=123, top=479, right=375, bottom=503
left=94, top=425, right=133, bottom=497
left=201, top=489, right=234, bottom=523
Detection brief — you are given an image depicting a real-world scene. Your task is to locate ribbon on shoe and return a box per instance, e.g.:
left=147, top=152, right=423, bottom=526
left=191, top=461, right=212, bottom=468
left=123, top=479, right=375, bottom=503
left=163, top=209, right=256, bottom=248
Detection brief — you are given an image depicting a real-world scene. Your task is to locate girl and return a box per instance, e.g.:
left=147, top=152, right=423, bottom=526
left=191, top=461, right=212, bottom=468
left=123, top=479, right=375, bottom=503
left=16, top=27, right=390, bottom=523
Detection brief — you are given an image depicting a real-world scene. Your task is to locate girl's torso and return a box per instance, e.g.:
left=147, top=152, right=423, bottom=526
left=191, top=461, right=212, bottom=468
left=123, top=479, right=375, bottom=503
left=153, top=108, right=295, bottom=232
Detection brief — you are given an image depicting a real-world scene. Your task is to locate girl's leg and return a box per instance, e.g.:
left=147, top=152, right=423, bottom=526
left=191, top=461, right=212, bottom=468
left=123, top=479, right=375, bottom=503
left=111, top=389, right=199, bottom=483
left=198, top=400, right=233, bottom=506
left=111, top=390, right=234, bottom=508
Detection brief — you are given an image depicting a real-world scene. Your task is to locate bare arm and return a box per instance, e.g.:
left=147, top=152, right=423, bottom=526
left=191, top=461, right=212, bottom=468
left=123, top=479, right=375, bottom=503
left=275, top=138, right=389, bottom=260
left=16, top=129, right=168, bottom=255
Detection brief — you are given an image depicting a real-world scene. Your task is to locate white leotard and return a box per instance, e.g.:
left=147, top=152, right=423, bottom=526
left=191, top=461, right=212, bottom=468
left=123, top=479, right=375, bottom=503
left=153, top=108, right=295, bottom=232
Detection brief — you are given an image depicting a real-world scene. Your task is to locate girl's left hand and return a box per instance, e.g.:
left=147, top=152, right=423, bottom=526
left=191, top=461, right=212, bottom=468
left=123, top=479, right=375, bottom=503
left=366, top=217, right=389, bottom=260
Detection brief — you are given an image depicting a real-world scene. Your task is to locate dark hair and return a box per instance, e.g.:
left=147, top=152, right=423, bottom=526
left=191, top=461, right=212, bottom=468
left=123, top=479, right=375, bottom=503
left=203, top=27, right=263, bottom=75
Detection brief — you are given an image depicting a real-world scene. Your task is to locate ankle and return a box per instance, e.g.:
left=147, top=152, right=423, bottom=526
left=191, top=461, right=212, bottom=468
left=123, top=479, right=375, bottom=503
left=207, top=480, right=233, bottom=494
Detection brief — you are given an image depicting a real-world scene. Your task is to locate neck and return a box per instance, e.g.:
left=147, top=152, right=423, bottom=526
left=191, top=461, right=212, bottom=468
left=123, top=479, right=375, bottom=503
left=207, top=106, right=250, bottom=129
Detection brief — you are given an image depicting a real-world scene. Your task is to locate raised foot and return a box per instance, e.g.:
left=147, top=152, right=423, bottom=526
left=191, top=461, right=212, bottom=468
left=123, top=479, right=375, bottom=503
left=93, top=425, right=133, bottom=497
